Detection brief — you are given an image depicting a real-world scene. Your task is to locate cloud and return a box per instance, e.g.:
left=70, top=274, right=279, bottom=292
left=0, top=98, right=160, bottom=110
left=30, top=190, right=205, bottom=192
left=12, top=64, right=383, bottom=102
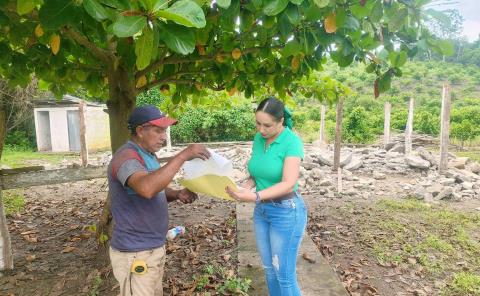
left=462, top=20, right=480, bottom=42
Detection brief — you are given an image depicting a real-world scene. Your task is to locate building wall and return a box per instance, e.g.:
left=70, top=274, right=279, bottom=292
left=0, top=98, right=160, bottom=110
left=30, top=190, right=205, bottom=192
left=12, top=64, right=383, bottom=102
left=35, top=107, right=74, bottom=152
left=34, top=105, right=111, bottom=152
left=85, top=106, right=111, bottom=151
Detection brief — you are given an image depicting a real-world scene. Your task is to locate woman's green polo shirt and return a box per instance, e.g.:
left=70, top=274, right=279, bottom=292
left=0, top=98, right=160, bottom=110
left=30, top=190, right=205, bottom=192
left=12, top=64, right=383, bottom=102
left=247, top=128, right=304, bottom=191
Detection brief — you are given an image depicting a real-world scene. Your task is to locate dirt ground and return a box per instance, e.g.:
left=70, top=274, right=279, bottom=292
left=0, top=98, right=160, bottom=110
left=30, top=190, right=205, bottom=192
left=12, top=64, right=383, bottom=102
left=1, top=173, right=480, bottom=295
left=0, top=179, right=237, bottom=296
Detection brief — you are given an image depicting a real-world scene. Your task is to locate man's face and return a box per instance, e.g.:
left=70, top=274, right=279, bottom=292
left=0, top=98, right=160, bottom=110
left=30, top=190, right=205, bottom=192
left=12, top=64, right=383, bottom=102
left=136, top=124, right=167, bottom=153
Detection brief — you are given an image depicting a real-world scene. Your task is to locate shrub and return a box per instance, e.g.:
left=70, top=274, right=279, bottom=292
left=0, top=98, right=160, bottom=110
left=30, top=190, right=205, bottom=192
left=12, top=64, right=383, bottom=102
left=5, top=130, right=35, bottom=151
left=342, top=106, right=375, bottom=143
left=171, top=104, right=255, bottom=143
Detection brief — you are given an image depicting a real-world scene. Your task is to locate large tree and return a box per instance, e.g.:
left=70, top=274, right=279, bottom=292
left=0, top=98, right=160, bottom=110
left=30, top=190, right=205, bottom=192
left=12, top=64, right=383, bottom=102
left=0, top=0, right=451, bottom=151
left=0, top=0, right=452, bottom=267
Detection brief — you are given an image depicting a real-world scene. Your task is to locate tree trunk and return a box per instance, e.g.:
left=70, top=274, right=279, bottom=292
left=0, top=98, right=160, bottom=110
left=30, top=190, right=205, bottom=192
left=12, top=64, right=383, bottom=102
left=96, top=65, right=136, bottom=260
left=0, top=107, right=13, bottom=271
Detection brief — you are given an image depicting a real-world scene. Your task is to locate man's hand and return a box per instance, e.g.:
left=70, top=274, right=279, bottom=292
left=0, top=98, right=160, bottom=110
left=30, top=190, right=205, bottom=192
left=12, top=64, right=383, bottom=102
left=180, top=144, right=211, bottom=161
left=177, top=188, right=198, bottom=204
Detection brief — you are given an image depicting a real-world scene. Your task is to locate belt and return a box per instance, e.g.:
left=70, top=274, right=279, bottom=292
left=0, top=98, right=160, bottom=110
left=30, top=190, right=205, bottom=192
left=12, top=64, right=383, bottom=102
left=261, top=191, right=297, bottom=203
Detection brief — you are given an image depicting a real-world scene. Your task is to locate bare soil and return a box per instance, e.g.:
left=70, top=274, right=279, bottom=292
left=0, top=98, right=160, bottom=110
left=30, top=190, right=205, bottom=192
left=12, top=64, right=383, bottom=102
left=1, top=174, right=479, bottom=296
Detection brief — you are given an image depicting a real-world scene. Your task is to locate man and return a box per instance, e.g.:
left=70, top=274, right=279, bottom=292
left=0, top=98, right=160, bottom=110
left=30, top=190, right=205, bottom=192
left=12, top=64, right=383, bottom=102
left=108, top=105, right=210, bottom=296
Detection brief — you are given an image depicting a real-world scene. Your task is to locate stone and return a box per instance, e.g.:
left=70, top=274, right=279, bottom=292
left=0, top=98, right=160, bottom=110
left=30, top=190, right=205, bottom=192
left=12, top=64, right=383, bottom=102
left=319, top=180, right=333, bottom=187
left=384, top=142, right=396, bottom=151
left=468, top=162, right=480, bottom=174
left=440, top=178, right=456, bottom=186
left=389, top=143, right=405, bottom=153
left=316, top=154, right=333, bottom=166
left=413, top=185, right=429, bottom=200
left=405, top=155, right=431, bottom=170
left=302, top=162, right=319, bottom=170
left=373, top=172, right=386, bottom=180
left=344, top=157, right=363, bottom=171
left=427, top=183, right=443, bottom=197
left=462, top=182, right=474, bottom=190
left=416, top=147, right=438, bottom=166
left=449, top=157, right=470, bottom=169
left=310, top=168, right=323, bottom=180
left=340, top=153, right=353, bottom=168
left=436, top=187, right=454, bottom=200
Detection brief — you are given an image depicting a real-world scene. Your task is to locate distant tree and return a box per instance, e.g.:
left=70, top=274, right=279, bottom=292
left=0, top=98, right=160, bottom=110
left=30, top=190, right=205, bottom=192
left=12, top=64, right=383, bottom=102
left=451, top=120, right=478, bottom=149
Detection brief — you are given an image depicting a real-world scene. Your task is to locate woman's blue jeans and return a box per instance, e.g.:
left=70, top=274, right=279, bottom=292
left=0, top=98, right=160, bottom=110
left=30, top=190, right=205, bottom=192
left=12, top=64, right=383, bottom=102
left=253, top=193, right=307, bottom=296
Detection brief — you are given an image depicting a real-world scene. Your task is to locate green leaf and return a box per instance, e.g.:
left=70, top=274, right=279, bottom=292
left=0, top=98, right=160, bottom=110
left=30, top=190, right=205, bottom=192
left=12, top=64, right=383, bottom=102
left=290, top=0, right=303, bottom=4
left=152, top=0, right=168, bottom=12
left=388, top=51, right=407, bottom=67
left=378, top=73, right=391, bottom=93
left=83, top=0, right=109, bottom=21
left=159, top=23, right=195, bottom=55
left=217, top=0, right=231, bottom=9
left=156, top=0, right=206, bottom=28
left=135, top=27, right=154, bottom=70
left=17, top=0, right=35, bottom=15
left=369, top=0, right=383, bottom=23
left=263, top=0, right=289, bottom=16
left=285, top=4, right=300, bottom=25
left=388, top=8, right=407, bottom=32
left=39, top=0, right=80, bottom=30
left=282, top=40, right=301, bottom=57
left=313, top=0, right=329, bottom=8
left=112, top=16, right=147, bottom=37
left=343, top=16, right=360, bottom=31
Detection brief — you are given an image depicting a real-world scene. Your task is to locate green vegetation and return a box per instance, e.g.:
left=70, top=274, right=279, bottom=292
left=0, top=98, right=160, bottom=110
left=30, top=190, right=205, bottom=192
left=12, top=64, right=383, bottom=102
left=194, top=264, right=251, bottom=295
left=442, top=272, right=480, bottom=296
left=2, top=189, right=25, bottom=216
left=346, top=198, right=480, bottom=277
left=1, top=148, right=78, bottom=168
left=294, top=60, right=480, bottom=144
left=171, top=103, right=255, bottom=143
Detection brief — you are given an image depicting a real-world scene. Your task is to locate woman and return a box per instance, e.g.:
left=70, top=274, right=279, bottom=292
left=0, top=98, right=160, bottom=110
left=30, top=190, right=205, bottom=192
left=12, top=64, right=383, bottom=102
left=226, top=96, right=307, bottom=296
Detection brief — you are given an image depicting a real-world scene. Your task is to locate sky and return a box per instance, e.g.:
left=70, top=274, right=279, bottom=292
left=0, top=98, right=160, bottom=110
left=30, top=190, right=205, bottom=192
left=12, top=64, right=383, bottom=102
left=436, top=0, right=480, bottom=41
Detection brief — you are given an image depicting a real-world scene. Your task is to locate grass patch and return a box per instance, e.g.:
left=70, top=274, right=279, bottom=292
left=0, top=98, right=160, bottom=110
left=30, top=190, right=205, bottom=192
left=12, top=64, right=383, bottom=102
left=455, top=151, right=480, bottom=163
left=2, top=189, right=26, bottom=216
left=194, top=264, right=251, bottom=295
left=442, top=272, right=480, bottom=296
left=352, top=198, right=480, bottom=275
left=1, top=148, right=79, bottom=168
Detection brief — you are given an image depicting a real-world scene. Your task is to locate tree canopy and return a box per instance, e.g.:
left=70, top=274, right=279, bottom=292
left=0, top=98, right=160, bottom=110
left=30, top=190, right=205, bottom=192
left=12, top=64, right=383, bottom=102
left=0, top=0, right=451, bottom=150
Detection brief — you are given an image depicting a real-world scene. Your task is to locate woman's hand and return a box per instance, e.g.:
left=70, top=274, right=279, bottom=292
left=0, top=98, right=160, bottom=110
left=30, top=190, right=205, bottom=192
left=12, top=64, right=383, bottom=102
left=226, top=186, right=256, bottom=202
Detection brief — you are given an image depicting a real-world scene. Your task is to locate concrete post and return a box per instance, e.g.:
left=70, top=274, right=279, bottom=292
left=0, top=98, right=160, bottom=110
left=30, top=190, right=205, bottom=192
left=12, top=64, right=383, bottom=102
left=384, top=102, right=391, bottom=149
left=439, top=82, right=451, bottom=174
left=405, top=98, right=414, bottom=154
left=333, top=98, right=344, bottom=171
left=319, top=105, right=326, bottom=146
left=79, top=100, right=88, bottom=167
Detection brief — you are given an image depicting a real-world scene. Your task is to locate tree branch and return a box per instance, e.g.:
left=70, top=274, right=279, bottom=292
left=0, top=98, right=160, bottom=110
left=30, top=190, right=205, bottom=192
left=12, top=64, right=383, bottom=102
left=136, top=46, right=283, bottom=79
left=62, top=27, right=113, bottom=65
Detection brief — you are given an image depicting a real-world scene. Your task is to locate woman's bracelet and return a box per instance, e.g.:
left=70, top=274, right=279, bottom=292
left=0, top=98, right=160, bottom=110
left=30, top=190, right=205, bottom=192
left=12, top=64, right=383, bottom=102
left=255, top=192, right=261, bottom=204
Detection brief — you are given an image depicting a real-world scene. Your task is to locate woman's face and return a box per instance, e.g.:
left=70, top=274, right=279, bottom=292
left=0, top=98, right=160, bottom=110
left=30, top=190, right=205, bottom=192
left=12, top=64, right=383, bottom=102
left=255, top=111, right=284, bottom=139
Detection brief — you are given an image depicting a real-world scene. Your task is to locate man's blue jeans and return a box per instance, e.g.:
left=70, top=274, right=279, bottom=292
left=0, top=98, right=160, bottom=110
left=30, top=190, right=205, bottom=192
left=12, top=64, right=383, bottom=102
left=253, top=193, right=307, bottom=296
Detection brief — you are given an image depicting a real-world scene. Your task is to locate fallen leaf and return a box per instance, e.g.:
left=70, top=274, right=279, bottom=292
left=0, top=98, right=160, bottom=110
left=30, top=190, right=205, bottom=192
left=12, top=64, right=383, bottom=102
left=61, top=246, right=76, bottom=253
left=302, top=253, right=316, bottom=264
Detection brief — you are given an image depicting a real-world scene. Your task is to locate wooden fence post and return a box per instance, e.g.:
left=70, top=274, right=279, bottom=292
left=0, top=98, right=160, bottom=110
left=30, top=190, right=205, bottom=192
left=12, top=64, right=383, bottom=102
left=384, top=102, right=391, bottom=149
left=166, top=126, right=172, bottom=151
left=439, top=82, right=451, bottom=174
left=405, top=98, right=414, bottom=154
left=333, top=97, right=344, bottom=171
left=319, top=104, right=326, bottom=146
